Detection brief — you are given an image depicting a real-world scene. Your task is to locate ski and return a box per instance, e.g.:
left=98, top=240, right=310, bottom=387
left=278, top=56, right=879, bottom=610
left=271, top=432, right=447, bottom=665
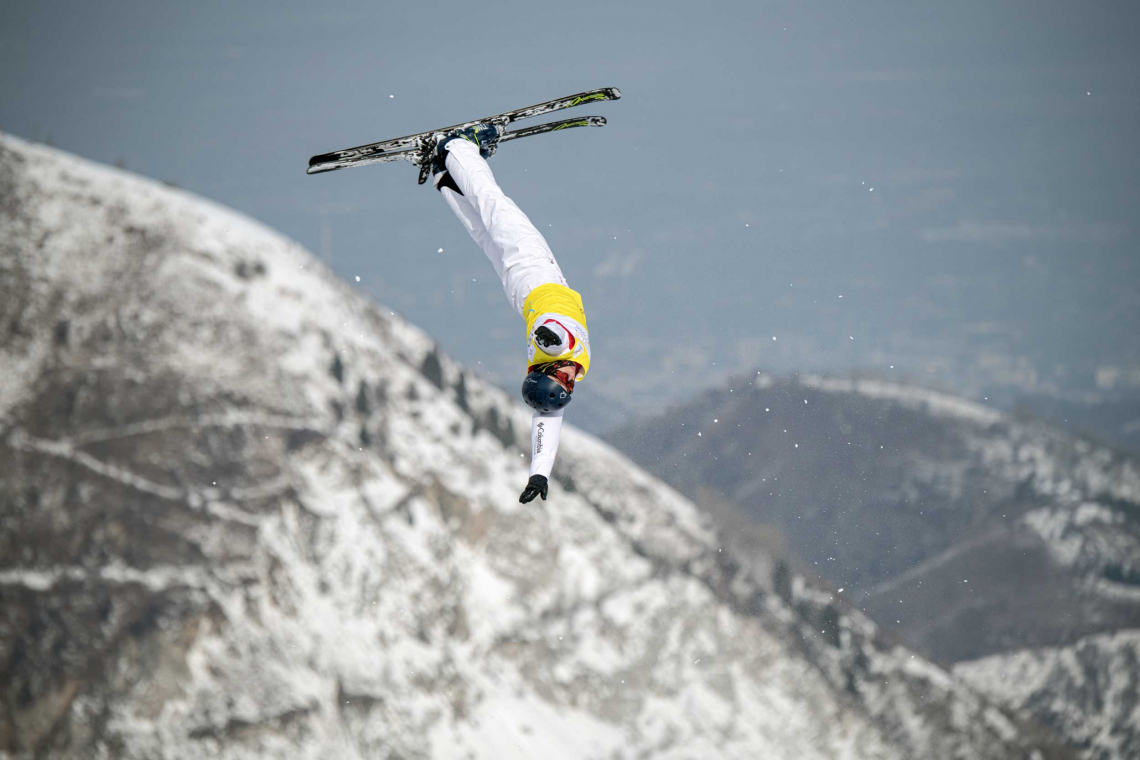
left=306, top=87, right=619, bottom=176
left=500, top=115, right=607, bottom=145
left=305, top=116, right=609, bottom=177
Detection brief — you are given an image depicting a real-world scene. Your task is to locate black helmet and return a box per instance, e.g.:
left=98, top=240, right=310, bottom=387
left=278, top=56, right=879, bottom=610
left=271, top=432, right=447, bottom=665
left=521, top=370, right=573, bottom=412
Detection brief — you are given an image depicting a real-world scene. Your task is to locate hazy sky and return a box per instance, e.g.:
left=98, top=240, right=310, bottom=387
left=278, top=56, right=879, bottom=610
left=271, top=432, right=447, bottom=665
left=3, top=0, right=1138, bottom=428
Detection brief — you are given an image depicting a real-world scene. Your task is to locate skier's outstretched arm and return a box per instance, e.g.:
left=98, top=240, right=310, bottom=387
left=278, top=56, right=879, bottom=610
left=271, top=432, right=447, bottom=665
left=519, top=409, right=564, bottom=503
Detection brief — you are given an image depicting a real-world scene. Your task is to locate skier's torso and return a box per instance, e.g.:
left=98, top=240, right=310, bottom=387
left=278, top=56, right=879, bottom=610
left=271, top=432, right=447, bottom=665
left=523, top=283, right=591, bottom=378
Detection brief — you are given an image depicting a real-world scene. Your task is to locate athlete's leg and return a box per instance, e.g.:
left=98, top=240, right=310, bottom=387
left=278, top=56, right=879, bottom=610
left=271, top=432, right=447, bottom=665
left=442, top=140, right=566, bottom=315
left=439, top=186, right=496, bottom=261
left=438, top=182, right=543, bottom=314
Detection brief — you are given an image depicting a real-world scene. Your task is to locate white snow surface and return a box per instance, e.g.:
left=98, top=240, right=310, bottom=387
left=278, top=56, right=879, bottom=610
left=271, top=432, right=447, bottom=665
left=798, top=374, right=1004, bottom=426
left=957, top=631, right=1140, bottom=760
left=0, top=134, right=1057, bottom=760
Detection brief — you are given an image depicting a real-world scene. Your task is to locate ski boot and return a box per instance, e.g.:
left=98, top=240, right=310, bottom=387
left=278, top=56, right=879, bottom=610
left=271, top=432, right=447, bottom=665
left=439, top=122, right=503, bottom=158
left=423, top=121, right=505, bottom=189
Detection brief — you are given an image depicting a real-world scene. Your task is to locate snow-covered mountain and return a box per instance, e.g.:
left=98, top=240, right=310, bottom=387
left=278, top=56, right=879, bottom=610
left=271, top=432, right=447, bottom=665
left=606, top=372, right=1140, bottom=759
left=956, top=631, right=1140, bottom=760
left=0, top=133, right=1071, bottom=760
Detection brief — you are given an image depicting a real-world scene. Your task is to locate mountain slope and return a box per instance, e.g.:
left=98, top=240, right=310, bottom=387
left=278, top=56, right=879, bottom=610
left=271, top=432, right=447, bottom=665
left=606, top=371, right=1140, bottom=759
left=608, top=373, right=1140, bottom=659
left=0, top=133, right=1068, bottom=760
left=956, top=631, right=1140, bottom=760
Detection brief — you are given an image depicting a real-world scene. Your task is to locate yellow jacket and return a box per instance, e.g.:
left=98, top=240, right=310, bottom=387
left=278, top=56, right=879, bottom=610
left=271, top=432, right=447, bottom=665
left=523, top=283, right=591, bottom=379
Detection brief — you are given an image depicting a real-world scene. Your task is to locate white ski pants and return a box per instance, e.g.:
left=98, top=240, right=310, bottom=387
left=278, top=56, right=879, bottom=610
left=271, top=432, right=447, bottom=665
left=438, top=139, right=567, bottom=315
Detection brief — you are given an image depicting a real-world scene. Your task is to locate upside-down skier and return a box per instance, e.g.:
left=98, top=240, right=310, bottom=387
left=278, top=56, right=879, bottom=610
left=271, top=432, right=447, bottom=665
left=429, top=124, right=591, bottom=504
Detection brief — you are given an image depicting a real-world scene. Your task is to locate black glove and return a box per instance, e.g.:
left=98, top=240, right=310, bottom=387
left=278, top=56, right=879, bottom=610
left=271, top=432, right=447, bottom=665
left=534, top=325, right=562, bottom=349
left=519, top=474, right=549, bottom=503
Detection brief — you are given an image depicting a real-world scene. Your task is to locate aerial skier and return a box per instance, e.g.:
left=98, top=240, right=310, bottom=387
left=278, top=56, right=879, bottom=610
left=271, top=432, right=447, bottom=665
left=430, top=124, right=591, bottom=504
left=307, top=89, right=616, bottom=503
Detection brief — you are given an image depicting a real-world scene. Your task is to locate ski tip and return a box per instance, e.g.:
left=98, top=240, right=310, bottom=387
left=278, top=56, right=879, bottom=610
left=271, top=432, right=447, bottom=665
left=608, top=87, right=621, bottom=100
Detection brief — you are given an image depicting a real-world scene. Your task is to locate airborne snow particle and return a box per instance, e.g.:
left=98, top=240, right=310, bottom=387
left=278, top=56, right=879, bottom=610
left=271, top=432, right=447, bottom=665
left=355, top=276, right=360, bottom=281
left=389, top=94, right=394, bottom=98
left=772, top=336, right=777, bottom=341
left=838, top=588, right=844, bottom=593
left=438, top=248, right=443, bottom=253
left=869, top=188, right=874, bottom=192
left=849, top=336, right=854, bottom=340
